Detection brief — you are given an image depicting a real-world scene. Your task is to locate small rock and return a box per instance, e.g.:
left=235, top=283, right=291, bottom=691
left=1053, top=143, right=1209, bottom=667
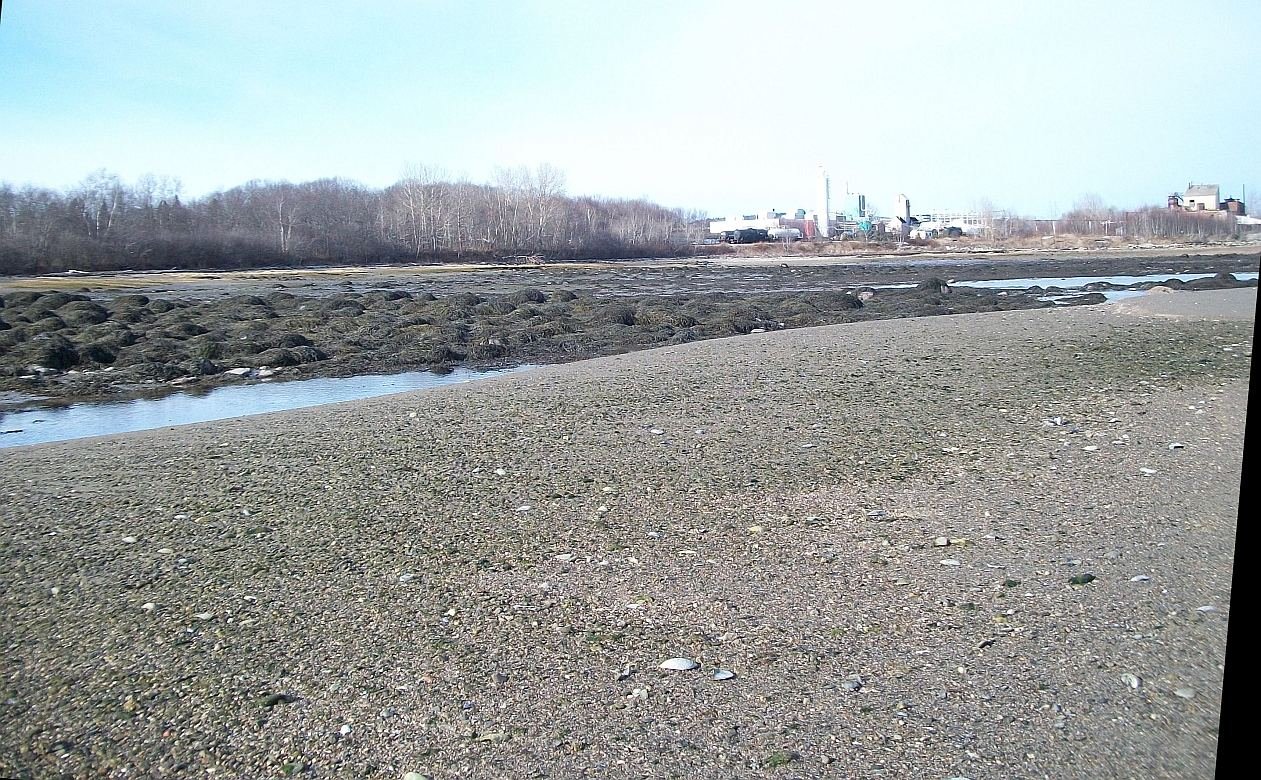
left=494, top=467, right=507, bottom=476
left=841, top=678, right=862, bottom=692
left=1139, top=468, right=1158, bottom=476
left=616, top=665, right=633, bottom=681
left=121, top=535, right=138, bottom=543
left=475, top=731, right=509, bottom=743
left=649, top=428, right=664, bottom=435
left=712, top=669, right=736, bottom=681
left=1168, top=442, right=1185, bottom=450
left=1195, top=605, right=1217, bottom=613
left=492, top=671, right=509, bottom=685
left=933, top=537, right=950, bottom=547
left=398, top=573, right=415, bottom=583
left=1130, top=574, right=1151, bottom=582
left=553, top=553, right=576, bottom=562
left=141, top=602, right=156, bottom=611
left=1068, top=574, right=1096, bottom=586
left=338, top=724, right=352, bottom=736
left=193, top=612, right=215, bottom=620
left=262, top=692, right=298, bottom=708
left=403, top=773, right=431, bottom=780
left=1174, top=687, right=1196, bottom=699
left=1121, top=673, right=1141, bottom=689
left=659, top=657, right=699, bottom=671
left=940, top=559, right=962, bottom=567
left=747, top=525, right=765, bottom=534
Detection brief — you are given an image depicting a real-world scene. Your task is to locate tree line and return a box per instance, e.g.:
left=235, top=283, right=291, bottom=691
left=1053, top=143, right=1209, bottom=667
left=0, top=166, right=708, bottom=275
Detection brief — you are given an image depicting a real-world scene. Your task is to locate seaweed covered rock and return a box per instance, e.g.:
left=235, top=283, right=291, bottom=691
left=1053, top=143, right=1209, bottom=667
left=17, top=334, right=80, bottom=371
left=57, top=300, right=110, bottom=326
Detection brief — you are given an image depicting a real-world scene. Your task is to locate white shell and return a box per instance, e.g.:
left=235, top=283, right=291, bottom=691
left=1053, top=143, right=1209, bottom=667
left=659, top=657, right=699, bottom=671
left=712, top=669, right=736, bottom=681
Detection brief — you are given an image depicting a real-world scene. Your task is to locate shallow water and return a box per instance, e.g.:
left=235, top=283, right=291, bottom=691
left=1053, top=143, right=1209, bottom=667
left=0, top=365, right=533, bottom=449
left=952, top=271, right=1258, bottom=289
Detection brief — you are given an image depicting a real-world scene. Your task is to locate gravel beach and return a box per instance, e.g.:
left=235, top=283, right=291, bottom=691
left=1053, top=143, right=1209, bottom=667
left=1, top=289, right=1250, bottom=779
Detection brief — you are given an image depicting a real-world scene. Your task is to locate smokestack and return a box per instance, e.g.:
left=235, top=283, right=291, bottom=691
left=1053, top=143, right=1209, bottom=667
left=817, top=167, right=831, bottom=239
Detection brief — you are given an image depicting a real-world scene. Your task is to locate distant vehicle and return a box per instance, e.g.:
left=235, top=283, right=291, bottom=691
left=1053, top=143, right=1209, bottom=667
left=720, top=228, right=771, bottom=244
left=767, top=227, right=803, bottom=241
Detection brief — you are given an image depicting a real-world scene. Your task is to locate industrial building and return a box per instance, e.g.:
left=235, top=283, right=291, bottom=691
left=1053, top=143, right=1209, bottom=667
left=1168, top=183, right=1246, bottom=216
left=708, top=168, right=876, bottom=240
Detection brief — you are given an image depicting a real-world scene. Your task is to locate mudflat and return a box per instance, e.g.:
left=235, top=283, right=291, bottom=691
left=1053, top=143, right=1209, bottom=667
left=2, top=251, right=1257, bottom=409
left=0, top=289, right=1249, bottom=779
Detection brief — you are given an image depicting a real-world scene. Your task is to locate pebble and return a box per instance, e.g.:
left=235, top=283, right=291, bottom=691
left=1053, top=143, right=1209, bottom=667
left=339, top=724, right=352, bottom=736
left=841, top=678, right=862, bottom=692
left=1130, top=574, right=1151, bottom=582
left=1121, top=673, right=1141, bottom=689
left=193, top=612, right=215, bottom=620
left=121, top=536, right=137, bottom=543
left=1140, top=468, right=1158, bottom=476
left=933, top=536, right=949, bottom=547
left=1195, top=605, right=1217, bottom=613
left=659, top=657, right=699, bottom=671
left=141, top=602, right=156, bottom=611
left=494, top=468, right=507, bottom=476
left=1169, top=442, right=1185, bottom=450
left=712, top=669, right=736, bottom=681
left=403, top=773, right=431, bottom=780
left=940, top=559, right=961, bottom=566
left=649, top=428, right=664, bottom=435
left=1174, top=687, right=1196, bottom=699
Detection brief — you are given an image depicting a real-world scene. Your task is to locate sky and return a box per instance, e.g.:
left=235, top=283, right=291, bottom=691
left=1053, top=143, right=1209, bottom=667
left=2, top=0, right=1258, bottom=218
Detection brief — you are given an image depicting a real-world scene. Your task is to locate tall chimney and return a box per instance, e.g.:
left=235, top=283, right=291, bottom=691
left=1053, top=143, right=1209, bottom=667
left=817, top=167, right=831, bottom=239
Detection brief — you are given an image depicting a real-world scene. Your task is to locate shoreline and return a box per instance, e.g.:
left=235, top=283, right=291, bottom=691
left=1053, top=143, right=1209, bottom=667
left=0, top=288, right=1249, bottom=778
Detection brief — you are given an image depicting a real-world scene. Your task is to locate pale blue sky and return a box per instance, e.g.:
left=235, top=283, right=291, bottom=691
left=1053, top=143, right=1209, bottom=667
left=2, top=0, right=1258, bottom=217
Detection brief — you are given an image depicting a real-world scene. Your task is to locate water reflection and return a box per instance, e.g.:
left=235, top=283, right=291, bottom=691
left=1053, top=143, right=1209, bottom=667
left=0, top=365, right=533, bottom=449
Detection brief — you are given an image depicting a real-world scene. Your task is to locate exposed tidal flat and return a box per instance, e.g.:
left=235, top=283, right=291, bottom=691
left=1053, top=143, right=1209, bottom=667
left=0, top=289, right=1250, bottom=778
left=2, top=251, right=1257, bottom=409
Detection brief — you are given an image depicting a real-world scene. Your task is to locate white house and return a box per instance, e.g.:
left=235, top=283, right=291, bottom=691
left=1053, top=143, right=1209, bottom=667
left=1183, top=184, right=1220, bottom=211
